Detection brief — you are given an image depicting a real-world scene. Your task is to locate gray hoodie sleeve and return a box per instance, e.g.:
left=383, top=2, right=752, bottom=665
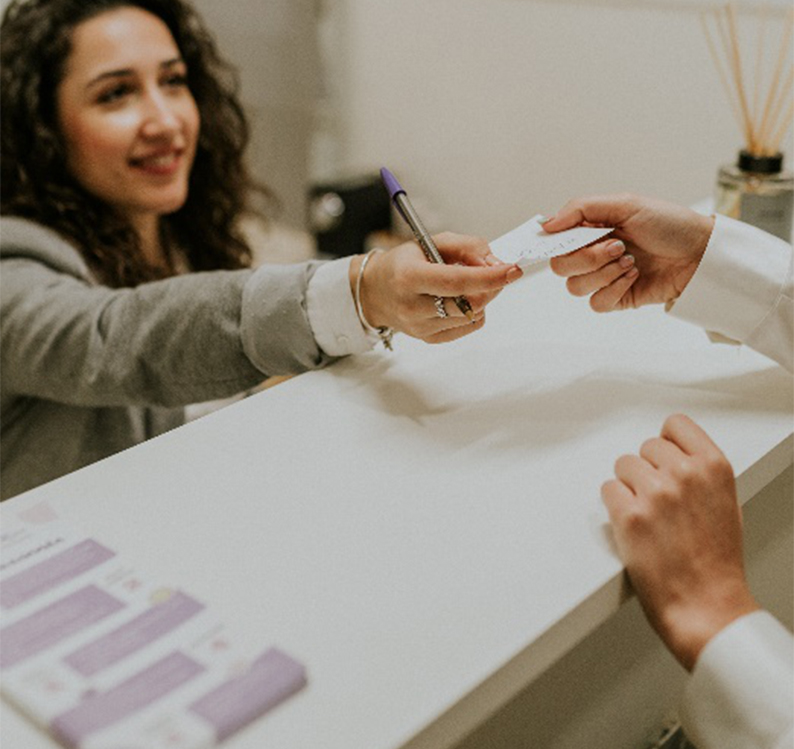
left=0, top=217, right=336, bottom=408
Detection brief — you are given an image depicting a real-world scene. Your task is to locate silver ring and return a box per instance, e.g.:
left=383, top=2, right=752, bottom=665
left=434, top=296, right=449, bottom=319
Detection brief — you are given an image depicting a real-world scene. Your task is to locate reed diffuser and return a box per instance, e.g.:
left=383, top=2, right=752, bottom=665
left=701, top=4, right=793, bottom=240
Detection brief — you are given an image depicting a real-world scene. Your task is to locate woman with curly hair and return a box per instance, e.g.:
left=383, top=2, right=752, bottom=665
left=0, top=0, right=521, bottom=500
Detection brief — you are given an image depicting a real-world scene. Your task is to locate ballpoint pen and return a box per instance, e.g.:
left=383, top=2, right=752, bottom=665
left=380, top=167, right=475, bottom=321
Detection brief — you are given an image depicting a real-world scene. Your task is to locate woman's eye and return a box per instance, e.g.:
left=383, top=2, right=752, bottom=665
left=97, top=84, right=133, bottom=104
left=164, top=73, right=188, bottom=89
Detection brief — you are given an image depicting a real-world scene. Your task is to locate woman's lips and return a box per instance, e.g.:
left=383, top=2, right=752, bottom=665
left=130, top=150, right=182, bottom=176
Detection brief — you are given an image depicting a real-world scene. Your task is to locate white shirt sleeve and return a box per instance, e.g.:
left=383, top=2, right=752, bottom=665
left=667, top=214, right=793, bottom=372
left=305, top=257, right=378, bottom=356
left=680, top=611, right=794, bottom=749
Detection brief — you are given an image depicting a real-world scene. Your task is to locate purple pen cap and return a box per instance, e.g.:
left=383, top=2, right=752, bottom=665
left=380, top=167, right=405, bottom=201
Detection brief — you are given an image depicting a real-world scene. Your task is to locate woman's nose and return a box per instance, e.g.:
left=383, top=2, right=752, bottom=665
left=139, top=92, right=180, bottom=137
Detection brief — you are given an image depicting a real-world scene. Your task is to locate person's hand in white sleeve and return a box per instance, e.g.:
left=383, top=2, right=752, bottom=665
left=601, top=413, right=761, bottom=671
left=542, top=193, right=714, bottom=312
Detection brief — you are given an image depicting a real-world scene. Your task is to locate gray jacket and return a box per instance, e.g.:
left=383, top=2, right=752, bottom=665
left=1, top=217, right=335, bottom=500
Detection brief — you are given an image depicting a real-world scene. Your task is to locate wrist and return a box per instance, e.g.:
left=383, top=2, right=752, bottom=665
left=655, top=582, right=759, bottom=671
left=358, top=248, right=389, bottom=329
left=351, top=249, right=394, bottom=350
left=666, top=213, right=715, bottom=304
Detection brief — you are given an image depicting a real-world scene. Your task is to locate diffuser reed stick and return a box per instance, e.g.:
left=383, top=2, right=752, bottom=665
left=701, top=3, right=793, bottom=157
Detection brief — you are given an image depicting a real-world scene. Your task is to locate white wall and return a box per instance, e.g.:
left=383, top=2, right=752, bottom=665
left=192, top=0, right=320, bottom=228
left=324, top=0, right=792, bottom=239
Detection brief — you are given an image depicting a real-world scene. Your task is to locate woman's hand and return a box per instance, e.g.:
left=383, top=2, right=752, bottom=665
left=543, top=194, right=714, bottom=312
left=352, top=232, right=522, bottom=344
left=602, top=414, right=759, bottom=671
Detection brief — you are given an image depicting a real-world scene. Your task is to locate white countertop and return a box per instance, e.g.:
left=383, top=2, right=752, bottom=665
left=2, top=265, right=792, bottom=749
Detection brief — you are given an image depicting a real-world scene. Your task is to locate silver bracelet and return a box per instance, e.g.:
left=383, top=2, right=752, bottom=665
left=354, top=249, right=394, bottom=351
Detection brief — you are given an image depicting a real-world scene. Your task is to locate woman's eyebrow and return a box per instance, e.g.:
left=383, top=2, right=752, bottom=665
left=160, top=57, right=185, bottom=69
left=86, top=57, right=185, bottom=89
left=86, top=68, right=134, bottom=89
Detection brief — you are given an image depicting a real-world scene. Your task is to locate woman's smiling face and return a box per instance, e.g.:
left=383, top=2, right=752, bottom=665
left=56, top=5, right=200, bottom=222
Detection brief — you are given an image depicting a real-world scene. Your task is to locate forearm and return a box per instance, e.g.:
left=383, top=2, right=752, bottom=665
left=1, top=259, right=333, bottom=408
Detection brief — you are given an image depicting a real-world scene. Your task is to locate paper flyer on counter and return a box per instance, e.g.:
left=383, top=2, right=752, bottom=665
left=0, top=503, right=306, bottom=748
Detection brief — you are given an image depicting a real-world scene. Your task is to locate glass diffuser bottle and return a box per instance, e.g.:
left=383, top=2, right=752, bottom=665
left=701, top=5, right=794, bottom=241
left=715, top=150, right=794, bottom=241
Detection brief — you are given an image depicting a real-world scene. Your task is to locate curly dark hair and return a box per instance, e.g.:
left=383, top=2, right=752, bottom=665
left=1, top=0, right=269, bottom=286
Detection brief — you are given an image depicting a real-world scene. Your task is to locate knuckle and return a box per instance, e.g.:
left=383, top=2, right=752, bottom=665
left=622, top=504, right=651, bottom=534
left=400, top=265, right=423, bottom=291
left=702, top=452, right=732, bottom=481
left=658, top=477, right=685, bottom=506
left=437, top=276, right=458, bottom=295
left=644, top=474, right=668, bottom=501
left=672, top=458, right=699, bottom=486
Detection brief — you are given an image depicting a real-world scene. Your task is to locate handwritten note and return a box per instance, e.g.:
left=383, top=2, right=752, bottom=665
left=491, top=214, right=614, bottom=269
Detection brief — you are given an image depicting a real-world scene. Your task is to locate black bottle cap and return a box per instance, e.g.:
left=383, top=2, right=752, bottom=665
left=737, top=150, right=783, bottom=174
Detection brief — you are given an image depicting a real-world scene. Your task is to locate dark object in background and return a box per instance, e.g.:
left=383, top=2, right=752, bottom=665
left=308, top=174, right=392, bottom=257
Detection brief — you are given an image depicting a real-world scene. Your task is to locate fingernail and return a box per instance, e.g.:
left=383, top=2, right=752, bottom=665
left=506, top=265, right=523, bottom=283
left=619, top=253, right=635, bottom=269
left=625, top=267, right=639, bottom=279
left=485, top=253, right=504, bottom=266
left=538, top=215, right=554, bottom=225
left=608, top=240, right=625, bottom=258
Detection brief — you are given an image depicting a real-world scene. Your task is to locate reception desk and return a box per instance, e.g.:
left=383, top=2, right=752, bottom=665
left=2, top=265, right=792, bottom=749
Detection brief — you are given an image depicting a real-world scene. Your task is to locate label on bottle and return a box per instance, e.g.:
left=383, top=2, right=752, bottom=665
left=740, top=192, right=794, bottom=241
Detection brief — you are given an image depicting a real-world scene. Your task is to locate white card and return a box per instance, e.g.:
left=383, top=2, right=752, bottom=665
left=491, top=214, right=614, bottom=269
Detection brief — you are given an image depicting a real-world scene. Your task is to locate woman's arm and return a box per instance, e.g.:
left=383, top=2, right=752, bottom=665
left=0, top=219, right=333, bottom=408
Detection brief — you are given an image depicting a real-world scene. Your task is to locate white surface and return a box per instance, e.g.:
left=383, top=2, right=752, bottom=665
left=2, top=267, right=792, bottom=749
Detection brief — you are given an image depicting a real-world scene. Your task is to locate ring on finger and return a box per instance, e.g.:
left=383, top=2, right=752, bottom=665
left=433, top=296, right=449, bottom=319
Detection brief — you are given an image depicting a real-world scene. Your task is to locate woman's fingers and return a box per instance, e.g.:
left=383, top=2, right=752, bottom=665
left=547, top=236, right=640, bottom=312
left=361, top=235, right=520, bottom=343
left=424, top=289, right=501, bottom=319
left=550, top=238, right=626, bottom=278
left=541, top=194, right=641, bottom=233
left=433, top=232, right=499, bottom=266
left=424, top=315, right=487, bottom=344
left=414, top=261, right=522, bottom=297
left=660, top=413, right=724, bottom=458
left=587, top=266, right=640, bottom=312
left=565, top=253, right=635, bottom=297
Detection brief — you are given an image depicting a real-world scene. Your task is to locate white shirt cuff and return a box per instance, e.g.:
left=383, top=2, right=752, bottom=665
left=680, top=610, right=794, bottom=749
left=306, top=257, right=377, bottom=356
left=669, top=214, right=791, bottom=345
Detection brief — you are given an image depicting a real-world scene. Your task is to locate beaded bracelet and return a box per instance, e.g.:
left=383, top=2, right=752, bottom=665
left=354, top=249, right=394, bottom=351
